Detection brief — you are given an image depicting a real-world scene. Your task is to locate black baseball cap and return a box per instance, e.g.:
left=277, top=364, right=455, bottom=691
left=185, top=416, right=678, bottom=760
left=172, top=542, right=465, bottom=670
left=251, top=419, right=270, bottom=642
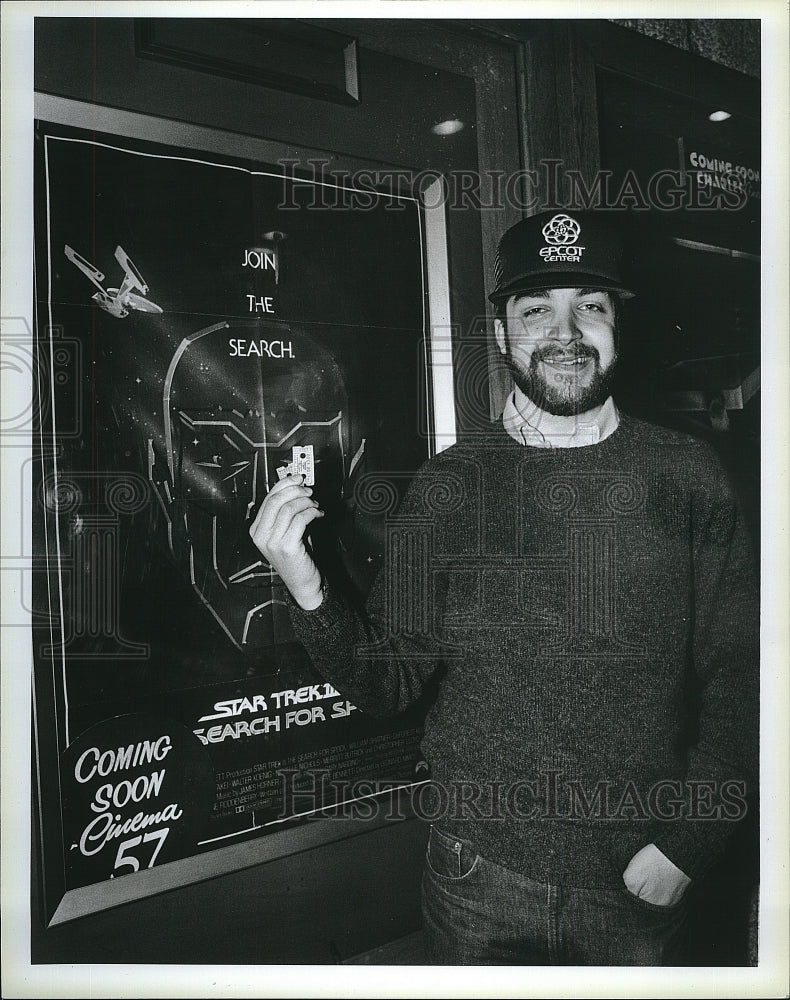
left=489, top=210, right=635, bottom=303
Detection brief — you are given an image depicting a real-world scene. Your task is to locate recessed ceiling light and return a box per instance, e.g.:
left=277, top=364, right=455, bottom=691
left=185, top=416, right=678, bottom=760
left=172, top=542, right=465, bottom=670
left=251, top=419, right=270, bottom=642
left=431, top=119, right=465, bottom=137
left=708, top=110, right=732, bottom=122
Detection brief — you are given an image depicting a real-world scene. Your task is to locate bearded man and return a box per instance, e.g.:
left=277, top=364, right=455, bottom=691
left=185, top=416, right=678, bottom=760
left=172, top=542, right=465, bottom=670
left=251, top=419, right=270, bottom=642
left=250, top=210, right=758, bottom=966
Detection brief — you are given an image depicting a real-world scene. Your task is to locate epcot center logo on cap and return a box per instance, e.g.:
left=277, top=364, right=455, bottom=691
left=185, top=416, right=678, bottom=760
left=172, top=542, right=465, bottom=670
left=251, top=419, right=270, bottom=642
left=540, top=213, right=585, bottom=263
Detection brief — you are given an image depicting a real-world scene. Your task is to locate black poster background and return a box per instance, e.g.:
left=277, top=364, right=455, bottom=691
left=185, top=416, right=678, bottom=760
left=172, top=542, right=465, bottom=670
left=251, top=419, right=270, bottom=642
left=33, top=122, right=434, bottom=899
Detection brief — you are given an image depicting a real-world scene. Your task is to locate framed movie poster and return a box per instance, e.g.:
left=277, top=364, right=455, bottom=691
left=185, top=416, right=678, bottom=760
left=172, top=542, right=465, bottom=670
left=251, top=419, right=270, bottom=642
left=32, top=111, right=452, bottom=924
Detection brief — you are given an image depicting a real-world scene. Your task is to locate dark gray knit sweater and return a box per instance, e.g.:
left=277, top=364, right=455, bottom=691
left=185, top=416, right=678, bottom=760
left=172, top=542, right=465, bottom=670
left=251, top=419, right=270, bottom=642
left=288, top=415, right=759, bottom=888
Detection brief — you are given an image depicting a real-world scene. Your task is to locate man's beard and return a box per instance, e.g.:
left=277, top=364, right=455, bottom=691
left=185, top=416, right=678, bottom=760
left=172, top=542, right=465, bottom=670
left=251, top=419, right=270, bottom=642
left=505, top=341, right=618, bottom=417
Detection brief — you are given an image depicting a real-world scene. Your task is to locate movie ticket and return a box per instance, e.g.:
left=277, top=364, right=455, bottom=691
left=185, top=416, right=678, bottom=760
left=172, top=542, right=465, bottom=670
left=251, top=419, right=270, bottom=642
left=275, top=445, right=315, bottom=486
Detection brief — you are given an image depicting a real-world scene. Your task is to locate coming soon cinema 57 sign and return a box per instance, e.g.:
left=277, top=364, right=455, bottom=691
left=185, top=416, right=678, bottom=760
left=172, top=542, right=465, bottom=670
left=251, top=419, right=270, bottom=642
left=62, top=715, right=215, bottom=886
left=33, top=120, right=436, bottom=921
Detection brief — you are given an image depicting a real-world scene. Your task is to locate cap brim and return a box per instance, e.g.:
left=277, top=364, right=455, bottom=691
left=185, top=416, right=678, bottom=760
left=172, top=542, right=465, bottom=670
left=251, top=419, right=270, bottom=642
left=489, top=272, right=635, bottom=303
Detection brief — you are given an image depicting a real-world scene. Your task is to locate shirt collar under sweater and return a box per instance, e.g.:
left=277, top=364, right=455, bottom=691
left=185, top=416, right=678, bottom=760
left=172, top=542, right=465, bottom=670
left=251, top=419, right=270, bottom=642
left=502, top=390, right=620, bottom=449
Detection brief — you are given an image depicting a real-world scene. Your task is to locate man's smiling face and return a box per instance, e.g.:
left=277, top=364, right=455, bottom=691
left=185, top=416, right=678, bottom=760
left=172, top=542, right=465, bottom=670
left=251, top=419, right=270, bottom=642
left=494, top=287, right=619, bottom=417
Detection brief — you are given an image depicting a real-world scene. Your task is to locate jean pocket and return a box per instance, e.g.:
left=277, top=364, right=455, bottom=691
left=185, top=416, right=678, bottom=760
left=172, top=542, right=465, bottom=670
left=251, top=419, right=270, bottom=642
left=425, top=826, right=480, bottom=881
left=621, top=886, right=688, bottom=915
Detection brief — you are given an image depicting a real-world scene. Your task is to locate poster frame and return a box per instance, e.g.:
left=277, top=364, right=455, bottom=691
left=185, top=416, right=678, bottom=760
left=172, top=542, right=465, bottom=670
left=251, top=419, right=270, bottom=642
left=32, top=92, right=456, bottom=926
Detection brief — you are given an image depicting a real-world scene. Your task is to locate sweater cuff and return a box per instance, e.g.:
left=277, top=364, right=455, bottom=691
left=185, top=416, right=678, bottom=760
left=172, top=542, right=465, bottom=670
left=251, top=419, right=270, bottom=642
left=651, top=820, right=726, bottom=881
left=284, top=582, right=347, bottom=638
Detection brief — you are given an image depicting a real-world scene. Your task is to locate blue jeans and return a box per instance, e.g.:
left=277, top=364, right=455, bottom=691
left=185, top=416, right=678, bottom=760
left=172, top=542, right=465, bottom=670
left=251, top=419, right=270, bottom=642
left=422, top=826, right=690, bottom=965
